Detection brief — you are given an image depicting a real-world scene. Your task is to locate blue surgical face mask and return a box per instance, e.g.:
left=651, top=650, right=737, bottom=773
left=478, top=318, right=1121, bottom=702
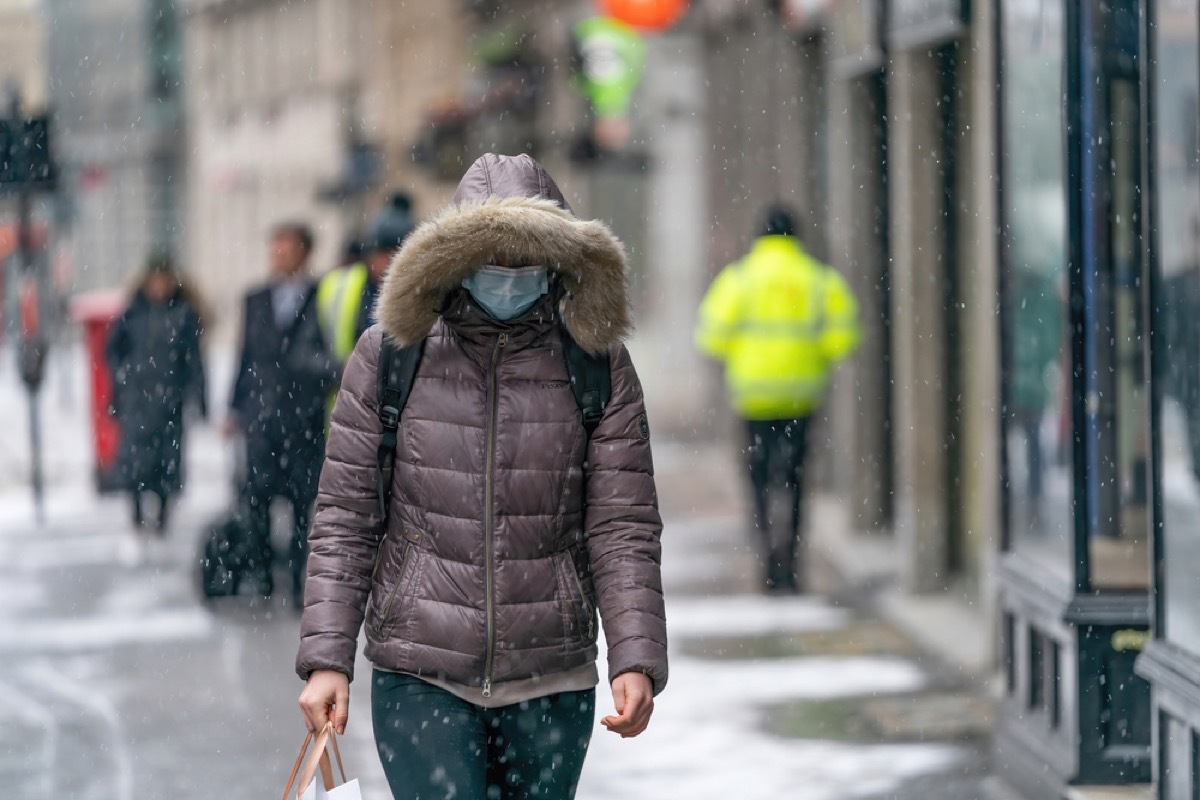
left=462, top=265, right=549, bottom=321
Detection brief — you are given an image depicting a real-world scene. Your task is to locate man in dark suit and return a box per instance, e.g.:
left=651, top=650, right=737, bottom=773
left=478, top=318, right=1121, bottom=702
left=226, top=222, right=338, bottom=606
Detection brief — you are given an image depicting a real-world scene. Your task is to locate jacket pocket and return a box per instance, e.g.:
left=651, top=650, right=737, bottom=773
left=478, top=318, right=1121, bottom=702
left=557, top=552, right=596, bottom=645
left=370, top=530, right=419, bottom=639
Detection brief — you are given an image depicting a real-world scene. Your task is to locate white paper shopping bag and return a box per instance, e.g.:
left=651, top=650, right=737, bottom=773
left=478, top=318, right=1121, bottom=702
left=299, top=773, right=362, bottom=800
left=283, top=723, right=362, bottom=800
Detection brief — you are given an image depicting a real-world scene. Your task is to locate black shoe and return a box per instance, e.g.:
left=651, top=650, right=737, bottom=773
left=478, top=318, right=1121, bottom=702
left=768, top=578, right=801, bottom=596
left=253, top=568, right=274, bottom=599
left=764, top=555, right=801, bottom=595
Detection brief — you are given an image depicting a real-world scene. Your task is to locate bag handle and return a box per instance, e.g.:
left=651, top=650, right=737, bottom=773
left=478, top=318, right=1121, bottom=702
left=281, top=723, right=348, bottom=800
left=280, top=730, right=312, bottom=800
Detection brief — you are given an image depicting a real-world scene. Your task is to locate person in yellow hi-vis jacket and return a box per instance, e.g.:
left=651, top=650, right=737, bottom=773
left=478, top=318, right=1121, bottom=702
left=318, top=193, right=416, bottom=371
left=696, top=204, right=860, bottom=593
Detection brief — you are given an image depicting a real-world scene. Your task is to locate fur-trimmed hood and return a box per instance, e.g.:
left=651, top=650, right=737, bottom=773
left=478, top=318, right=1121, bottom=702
left=375, top=154, right=632, bottom=355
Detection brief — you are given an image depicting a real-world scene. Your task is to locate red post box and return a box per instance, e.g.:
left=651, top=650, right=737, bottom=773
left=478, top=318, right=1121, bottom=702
left=69, top=289, right=127, bottom=492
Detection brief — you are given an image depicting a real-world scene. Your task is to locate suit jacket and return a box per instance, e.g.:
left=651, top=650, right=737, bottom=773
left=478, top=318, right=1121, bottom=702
left=231, top=281, right=338, bottom=497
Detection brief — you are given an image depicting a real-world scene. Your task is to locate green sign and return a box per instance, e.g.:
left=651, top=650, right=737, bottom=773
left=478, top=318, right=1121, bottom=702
left=571, top=17, right=646, bottom=118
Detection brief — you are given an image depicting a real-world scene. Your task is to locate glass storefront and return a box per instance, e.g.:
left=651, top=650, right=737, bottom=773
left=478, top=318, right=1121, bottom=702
left=1084, top=1, right=1150, bottom=590
left=998, top=4, right=1156, bottom=793
left=1152, top=2, right=1200, bottom=652
left=1002, top=0, right=1072, bottom=582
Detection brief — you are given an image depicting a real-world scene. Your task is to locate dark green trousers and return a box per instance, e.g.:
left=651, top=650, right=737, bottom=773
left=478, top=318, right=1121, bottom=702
left=371, top=671, right=595, bottom=800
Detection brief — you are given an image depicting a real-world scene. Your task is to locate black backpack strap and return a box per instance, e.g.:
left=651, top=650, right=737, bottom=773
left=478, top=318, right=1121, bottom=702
left=563, top=334, right=611, bottom=438
left=375, top=337, right=424, bottom=525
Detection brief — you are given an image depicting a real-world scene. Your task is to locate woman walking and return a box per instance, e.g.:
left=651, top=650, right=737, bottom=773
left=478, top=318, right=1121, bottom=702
left=296, top=153, right=667, bottom=799
left=106, top=253, right=207, bottom=532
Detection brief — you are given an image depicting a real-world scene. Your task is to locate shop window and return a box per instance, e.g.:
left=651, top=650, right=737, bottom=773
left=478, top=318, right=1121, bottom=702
left=1161, top=713, right=1193, bottom=799
left=1002, top=0, right=1071, bottom=581
left=1030, top=628, right=1046, bottom=712
left=1050, top=639, right=1062, bottom=730
left=1192, top=729, right=1200, bottom=800
left=1089, top=71, right=1150, bottom=591
left=1004, top=612, right=1017, bottom=696
left=1152, top=1, right=1200, bottom=654
left=1025, top=626, right=1062, bottom=726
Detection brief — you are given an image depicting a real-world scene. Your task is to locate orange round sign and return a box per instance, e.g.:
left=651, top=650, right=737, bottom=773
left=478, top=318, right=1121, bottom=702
left=597, top=0, right=689, bottom=31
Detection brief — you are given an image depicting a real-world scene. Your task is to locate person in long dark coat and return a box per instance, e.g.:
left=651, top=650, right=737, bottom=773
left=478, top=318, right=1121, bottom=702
left=105, top=254, right=207, bottom=532
left=225, top=222, right=338, bottom=606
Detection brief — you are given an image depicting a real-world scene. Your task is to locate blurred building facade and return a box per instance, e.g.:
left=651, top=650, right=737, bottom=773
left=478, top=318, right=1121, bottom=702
left=44, top=0, right=185, bottom=294
left=175, top=0, right=699, bottom=350
left=0, top=0, right=47, bottom=110
left=684, top=2, right=1200, bottom=799
left=691, top=0, right=1003, bottom=623
left=692, top=2, right=1198, bottom=799
left=179, top=0, right=483, bottom=338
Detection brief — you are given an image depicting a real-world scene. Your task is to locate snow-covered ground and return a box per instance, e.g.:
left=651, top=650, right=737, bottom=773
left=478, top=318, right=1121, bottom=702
left=580, top=593, right=961, bottom=800
left=0, top=342, right=965, bottom=799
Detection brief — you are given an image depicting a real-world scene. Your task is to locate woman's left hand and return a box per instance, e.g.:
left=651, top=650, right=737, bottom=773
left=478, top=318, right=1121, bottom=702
left=601, top=672, right=654, bottom=738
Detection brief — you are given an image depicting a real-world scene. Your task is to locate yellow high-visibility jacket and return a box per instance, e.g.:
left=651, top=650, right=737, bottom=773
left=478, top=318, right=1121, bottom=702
left=695, top=235, right=860, bottom=420
left=317, top=262, right=369, bottom=365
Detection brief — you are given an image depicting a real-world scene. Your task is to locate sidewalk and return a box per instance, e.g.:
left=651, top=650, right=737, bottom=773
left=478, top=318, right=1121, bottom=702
left=577, top=438, right=991, bottom=800
left=0, top=341, right=989, bottom=799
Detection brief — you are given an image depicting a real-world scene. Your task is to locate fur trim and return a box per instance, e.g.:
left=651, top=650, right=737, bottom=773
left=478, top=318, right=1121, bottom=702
left=376, top=195, right=631, bottom=355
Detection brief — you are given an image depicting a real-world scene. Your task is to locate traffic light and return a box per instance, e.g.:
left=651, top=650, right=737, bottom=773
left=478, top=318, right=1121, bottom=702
left=0, top=115, right=56, bottom=190
left=0, top=118, right=16, bottom=185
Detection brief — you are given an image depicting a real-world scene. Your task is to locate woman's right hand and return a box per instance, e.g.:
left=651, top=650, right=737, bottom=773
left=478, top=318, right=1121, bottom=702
left=299, top=669, right=350, bottom=734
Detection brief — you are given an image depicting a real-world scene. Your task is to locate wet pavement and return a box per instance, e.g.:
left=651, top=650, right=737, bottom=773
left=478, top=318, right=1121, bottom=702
left=643, top=443, right=993, bottom=800
left=0, top=346, right=992, bottom=799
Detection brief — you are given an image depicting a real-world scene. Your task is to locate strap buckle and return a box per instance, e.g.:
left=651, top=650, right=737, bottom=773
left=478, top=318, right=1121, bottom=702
left=379, top=404, right=400, bottom=430
left=580, top=390, right=603, bottom=425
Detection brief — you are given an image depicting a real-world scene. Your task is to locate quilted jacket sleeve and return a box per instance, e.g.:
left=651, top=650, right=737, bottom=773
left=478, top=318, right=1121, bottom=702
left=295, top=327, right=386, bottom=682
left=585, top=344, right=668, bottom=696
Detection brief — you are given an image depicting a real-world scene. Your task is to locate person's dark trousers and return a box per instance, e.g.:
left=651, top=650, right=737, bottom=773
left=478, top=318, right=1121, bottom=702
left=745, top=417, right=811, bottom=593
left=245, top=487, right=311, bottom=603
left=1017, top=411, right=1044, bottom=502
left=242, top=424, right=322, bottom=605
left=132, top=489, right=170, bottom=532
left=371, top=671, right=594, bottom=800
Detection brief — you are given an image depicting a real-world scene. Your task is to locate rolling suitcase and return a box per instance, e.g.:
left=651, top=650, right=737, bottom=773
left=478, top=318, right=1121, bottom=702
left=198, top=510, right=252, bottom=598
left=197, top=447, right=257, bottom=599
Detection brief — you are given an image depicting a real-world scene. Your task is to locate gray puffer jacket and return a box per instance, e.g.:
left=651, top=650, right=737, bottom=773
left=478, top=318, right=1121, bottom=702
left=295, top=153, right=667, bottom=697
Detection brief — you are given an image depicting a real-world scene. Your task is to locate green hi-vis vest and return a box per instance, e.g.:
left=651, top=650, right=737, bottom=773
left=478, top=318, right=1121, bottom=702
left=695, top=235, right=861, bottom=420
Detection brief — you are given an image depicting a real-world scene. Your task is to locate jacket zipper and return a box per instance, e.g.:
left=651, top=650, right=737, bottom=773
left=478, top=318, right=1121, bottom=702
left=482, top=331, right=507, bottom=698
left=372, top=538, right=413, bottom=637
left=568, top=556, right=595, bottom=641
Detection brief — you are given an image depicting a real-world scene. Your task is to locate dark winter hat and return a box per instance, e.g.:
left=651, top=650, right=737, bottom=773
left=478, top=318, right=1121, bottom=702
left=342, top=236, right=366, bottom=264
left=145, top=249, right=176, bottom=275
left=761, top=203, right=798, bottom=238
left=367, top=191, right=416, bottom=253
